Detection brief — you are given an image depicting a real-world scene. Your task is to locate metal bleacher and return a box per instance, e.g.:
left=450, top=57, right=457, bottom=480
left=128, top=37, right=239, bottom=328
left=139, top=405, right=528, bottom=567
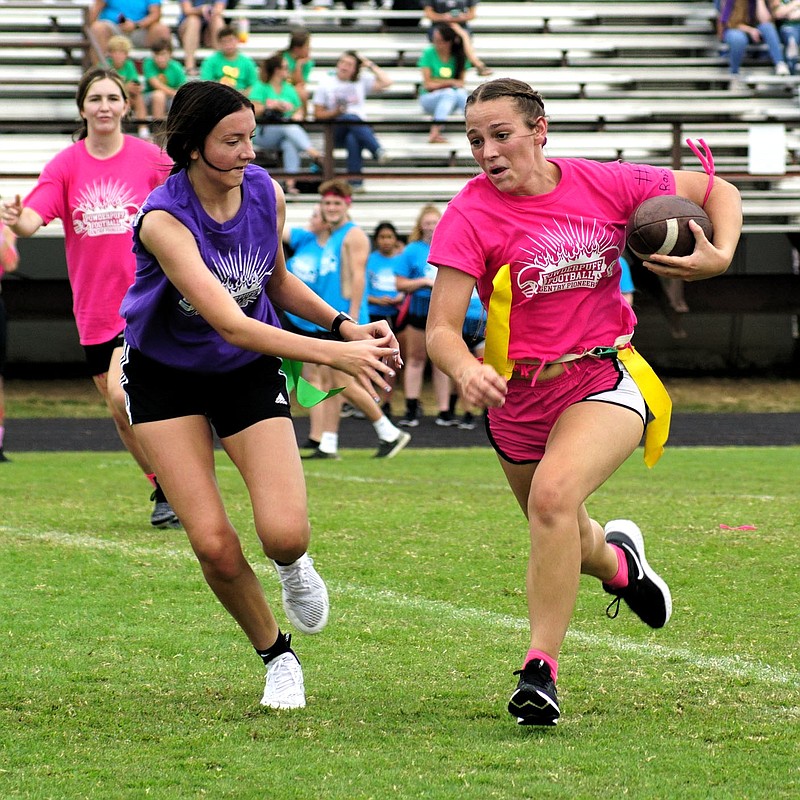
left=1, top=0, right=799, bottom=370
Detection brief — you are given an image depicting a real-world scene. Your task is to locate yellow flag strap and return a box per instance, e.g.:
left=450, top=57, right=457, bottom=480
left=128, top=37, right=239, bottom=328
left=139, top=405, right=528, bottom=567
left=483, top=263, right=514, bottom=379
left=282, top=359, right=344, bottom=408
left=617, top=346, right=672, bottom=468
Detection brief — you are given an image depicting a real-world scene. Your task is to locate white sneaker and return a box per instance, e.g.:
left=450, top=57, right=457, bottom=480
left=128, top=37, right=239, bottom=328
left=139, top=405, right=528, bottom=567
left=260, top=651, right=306, bottom=709
left=274, top=554, right=330, bottom=634
left=776, top=61, right=791, bottom=76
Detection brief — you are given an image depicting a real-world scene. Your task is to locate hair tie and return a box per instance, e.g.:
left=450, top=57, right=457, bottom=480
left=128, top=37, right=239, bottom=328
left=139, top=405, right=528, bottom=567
left=686, top=138, right=715, bottom=208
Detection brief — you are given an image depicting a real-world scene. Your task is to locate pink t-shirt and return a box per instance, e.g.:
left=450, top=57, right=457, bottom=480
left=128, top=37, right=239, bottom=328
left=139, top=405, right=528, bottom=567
left=24, top=136, right=170, bottom=345
left=429, top=158, right=675, bottom=364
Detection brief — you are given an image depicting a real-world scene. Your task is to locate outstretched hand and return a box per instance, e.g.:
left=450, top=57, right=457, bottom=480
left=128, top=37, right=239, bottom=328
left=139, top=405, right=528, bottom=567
left=642, top=219, right=730, bottom=281
left=333, top=330, right=401, bottom=402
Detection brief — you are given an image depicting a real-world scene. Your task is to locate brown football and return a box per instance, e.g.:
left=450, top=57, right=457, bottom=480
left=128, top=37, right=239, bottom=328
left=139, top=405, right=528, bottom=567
left=626, top=195, right=713, bottom=259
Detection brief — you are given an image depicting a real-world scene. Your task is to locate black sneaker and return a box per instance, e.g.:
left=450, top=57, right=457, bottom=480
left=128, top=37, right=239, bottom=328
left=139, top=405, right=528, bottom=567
left=301, top=448, right=341, bottom=460
left=340, top=402, right=357, bottom=418
left=603, top=519, right=672, bottom=628
left=508, top=658, right=560, bottom=726
left=397, top=407, right=420, bottom=428
left=435, top=411, right=458, bottom=427
left=458, top=412, right=476, bottom=430
left=374, top=430, right=411, bottom=458
left=150, top=487, right=181, bottom=529
left=0, top=448, right=10, bottom=463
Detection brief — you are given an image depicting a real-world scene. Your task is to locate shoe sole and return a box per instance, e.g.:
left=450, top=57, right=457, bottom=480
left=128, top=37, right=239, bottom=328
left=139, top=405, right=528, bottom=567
left=605, top=519, right=672, bottom=627
left=508, top=688, right=560, bottom=726
left=376, top=431, right=411, bottom=459
left=261, top=697, right=306, bottom=709
left=301, top=450, right=341, bottom=460
left=152, top=519, right=182, bottom=529
left=397, top=419, right=419, bottom=428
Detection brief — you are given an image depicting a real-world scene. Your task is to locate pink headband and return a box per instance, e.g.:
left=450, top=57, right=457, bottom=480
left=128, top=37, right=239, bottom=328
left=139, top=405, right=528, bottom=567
left=322, top=191, right=352, bottom=204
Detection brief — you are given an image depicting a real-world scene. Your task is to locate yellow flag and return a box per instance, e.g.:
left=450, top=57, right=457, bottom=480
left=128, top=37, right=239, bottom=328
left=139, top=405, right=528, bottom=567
left=617, top=346, right=672, bottom=468
left=483, top=263, right=514, bottom=379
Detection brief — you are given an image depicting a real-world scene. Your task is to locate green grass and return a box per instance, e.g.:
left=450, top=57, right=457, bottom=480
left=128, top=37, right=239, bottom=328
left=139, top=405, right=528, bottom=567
left=1, top=447, right=798, bottom=799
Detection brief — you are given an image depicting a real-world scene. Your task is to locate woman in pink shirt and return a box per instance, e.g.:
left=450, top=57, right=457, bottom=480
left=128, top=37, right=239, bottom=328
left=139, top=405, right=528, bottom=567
left=426, top=78, right=743, bottom=726
left=0, top=68, right=176, bottom=528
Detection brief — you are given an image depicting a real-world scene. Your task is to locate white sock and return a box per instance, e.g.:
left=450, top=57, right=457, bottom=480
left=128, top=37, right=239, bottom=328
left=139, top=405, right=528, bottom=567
left=319, top=432, right=338, bottom=454
left=373, top=415, right=399, bottom=442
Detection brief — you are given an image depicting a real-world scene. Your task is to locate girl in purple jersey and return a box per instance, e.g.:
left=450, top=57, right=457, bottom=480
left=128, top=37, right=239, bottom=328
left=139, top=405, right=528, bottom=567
left=119, top=81, right=401, bottom=710
left=426, top=78, right=742, bottom=726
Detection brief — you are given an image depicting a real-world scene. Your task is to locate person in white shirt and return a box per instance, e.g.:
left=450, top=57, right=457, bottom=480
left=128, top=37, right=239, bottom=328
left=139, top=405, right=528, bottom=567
left=312, top=51, right=392, bottom=188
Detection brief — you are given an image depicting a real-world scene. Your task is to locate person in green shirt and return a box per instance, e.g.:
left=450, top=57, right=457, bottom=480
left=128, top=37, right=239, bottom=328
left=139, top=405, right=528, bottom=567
left=417, top=23, right=471, bottom=143
left=107, top=34, right=148, bottom=137
left=251, top=53, right=322, bottom=195
left=199, top=25, right=258, bottom=94
left=283, top=27, right=315, bottom=119
left=143, top=38, right=187, bottom=121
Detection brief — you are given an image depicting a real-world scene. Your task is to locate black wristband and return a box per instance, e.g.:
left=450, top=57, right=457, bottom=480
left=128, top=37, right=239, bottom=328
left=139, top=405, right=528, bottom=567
left=330, top=311, right=355, bottom=340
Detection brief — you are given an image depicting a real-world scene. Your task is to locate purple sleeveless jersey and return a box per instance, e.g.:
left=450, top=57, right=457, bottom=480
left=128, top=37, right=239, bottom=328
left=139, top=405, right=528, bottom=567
left=120, top=164, right=282, bottom=372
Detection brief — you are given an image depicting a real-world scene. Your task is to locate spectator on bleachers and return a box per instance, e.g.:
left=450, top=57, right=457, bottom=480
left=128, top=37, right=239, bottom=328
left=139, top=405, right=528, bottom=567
left=312, top=51, right=392, bottom=190
left=143, top=38, right=187, bottom=123
left=0, top=221, right=19, bottom=463
left=252, top=53, right=323, bottom=195
left=199, top=25, right=258, bottom=94
left=395, top=204, right=455, bottom=427
left=770, top=0, right=800, bottom=72
left=422, top=0, right=493, bottom=76
left=0, top=68, right=177, bottom=529
left=177, top=1, right=227, bottom=77
left=367, top=221, right=406, bottom=415
left=717, top=0, right=790, bottom=91
left=284, top=28, right=315, bottom=119
left=106, top=34, right=149, bottom=138
left=418, top=23, right=470, bottom=143
left=89, top=0, right=171, bottom=53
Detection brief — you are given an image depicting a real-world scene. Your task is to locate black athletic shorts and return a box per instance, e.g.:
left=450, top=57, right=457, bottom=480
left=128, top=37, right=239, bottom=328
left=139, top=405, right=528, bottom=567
left=83, top=333, right=125, bottom=377
left=120, top=345, right=292, bottom=439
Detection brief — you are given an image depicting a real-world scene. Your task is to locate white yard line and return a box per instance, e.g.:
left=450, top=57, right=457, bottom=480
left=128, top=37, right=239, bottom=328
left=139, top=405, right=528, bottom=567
left=4, top=526, right=797, bottom=688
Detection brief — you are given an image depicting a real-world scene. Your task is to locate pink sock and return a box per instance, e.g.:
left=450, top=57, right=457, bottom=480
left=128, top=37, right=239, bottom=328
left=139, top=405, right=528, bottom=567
left=145, top=472, right=157, bottom=489
left=605, top=544, right=629, bottom=590
left=524, top=648, right=558, bottom=682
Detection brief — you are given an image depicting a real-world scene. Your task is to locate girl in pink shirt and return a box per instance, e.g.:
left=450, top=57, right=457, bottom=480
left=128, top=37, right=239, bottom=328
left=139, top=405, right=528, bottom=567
left=0, top=68, right=176, bottom=528
left=426, top=78, right=743, bottom=726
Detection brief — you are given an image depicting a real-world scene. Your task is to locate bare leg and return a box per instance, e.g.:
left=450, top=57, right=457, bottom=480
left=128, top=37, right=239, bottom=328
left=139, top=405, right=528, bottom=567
left=132, top=415, right=310, bottom=650
left=402, top=325, right=427, bottom=402
left=92, top=346, right=152, bottom=475
left=498, top=401, right=643, bottom=658
left=179, top=16, right=202, bottom=73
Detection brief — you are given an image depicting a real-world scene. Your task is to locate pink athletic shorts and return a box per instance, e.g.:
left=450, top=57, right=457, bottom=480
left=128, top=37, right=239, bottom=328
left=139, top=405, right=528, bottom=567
left=486, top=356, right=646, bottom=464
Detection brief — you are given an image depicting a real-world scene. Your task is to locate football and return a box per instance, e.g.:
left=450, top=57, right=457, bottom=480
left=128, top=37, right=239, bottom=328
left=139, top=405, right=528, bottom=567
left=626, top=195, right=713, bottom=260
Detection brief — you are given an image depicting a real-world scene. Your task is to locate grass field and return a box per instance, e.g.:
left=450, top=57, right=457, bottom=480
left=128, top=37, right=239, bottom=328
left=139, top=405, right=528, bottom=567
left=2, top=446, right=798, bottom=799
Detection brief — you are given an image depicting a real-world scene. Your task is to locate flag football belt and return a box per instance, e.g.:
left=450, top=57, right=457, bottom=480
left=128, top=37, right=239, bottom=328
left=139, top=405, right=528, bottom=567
left=500, top=342, right=671, bottom=469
